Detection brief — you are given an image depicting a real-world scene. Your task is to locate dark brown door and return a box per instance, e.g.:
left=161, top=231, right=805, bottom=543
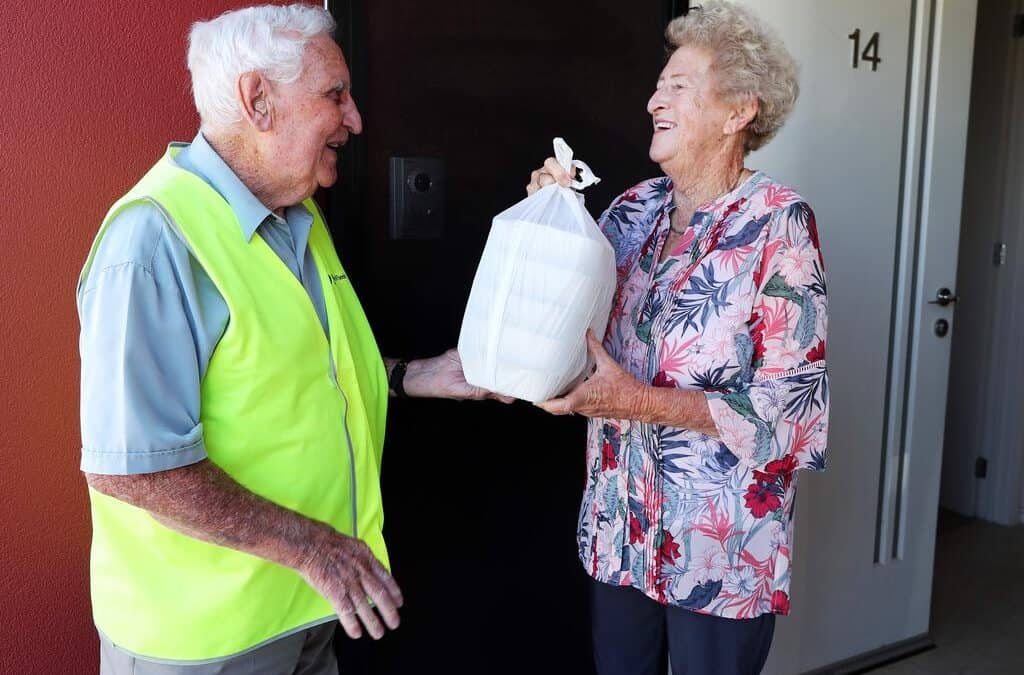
left=326, top=2, right=677, bottom=673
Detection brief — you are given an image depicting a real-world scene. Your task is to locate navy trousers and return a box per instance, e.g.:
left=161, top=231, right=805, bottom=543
left=591, top=580, right=776, bottom=675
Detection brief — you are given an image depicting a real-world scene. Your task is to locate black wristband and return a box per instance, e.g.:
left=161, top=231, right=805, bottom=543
left=390, top=360, right=409, bottom=399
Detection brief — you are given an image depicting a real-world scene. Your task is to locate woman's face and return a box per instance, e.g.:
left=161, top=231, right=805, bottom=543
left=647, top=46, right=735, bottom=178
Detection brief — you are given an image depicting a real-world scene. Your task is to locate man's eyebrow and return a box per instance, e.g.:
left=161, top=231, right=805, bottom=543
left=327, top=80, right=349, bottom=93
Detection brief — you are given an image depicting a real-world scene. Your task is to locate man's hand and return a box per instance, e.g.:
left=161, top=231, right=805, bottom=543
left=300, top=529, right=404, bottom=640
left=536, top=330, right=648, bottom=419
left=402, top=349, right=514, bottom=402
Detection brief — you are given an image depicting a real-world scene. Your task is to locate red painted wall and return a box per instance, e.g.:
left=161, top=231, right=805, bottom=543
left=0, top=2, right=294, bottom=672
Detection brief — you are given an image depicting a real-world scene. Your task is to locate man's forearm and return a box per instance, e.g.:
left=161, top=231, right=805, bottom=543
left=385, top=350, right=504, bottom=401
left=85, top=459, right=331, bottom=573
left=383, top=353, right=452, bottom=399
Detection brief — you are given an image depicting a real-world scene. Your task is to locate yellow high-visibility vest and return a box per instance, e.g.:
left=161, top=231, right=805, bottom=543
left=80, top=145, right=389, bottom=663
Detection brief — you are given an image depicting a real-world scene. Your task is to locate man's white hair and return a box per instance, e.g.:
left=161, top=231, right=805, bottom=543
left=187, top=4, right=336, bottom=133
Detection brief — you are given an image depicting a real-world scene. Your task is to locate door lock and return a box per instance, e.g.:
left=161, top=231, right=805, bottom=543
left=928, top=288, right=958, bottom=307
left=934, top=319, right=949, bottom=337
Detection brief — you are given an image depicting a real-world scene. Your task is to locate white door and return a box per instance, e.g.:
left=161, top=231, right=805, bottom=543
left=730, top=1, right=977, bottom=672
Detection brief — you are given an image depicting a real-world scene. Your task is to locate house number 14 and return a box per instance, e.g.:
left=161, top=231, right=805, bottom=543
left=849, top=29, right=881, bottom=71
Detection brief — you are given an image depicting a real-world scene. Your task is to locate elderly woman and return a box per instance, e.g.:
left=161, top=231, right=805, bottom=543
left=528, top=3, right=829, bottom=674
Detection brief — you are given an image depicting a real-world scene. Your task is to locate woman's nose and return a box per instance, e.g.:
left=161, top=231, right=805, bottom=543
left=646, top=90, right=664, bottom=115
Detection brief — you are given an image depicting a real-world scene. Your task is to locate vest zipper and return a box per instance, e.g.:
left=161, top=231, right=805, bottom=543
left=330, top=356, right=359, bottom=538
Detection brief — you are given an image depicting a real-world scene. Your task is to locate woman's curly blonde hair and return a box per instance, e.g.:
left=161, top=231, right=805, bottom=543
left=666, top=1, right=800, bottom=153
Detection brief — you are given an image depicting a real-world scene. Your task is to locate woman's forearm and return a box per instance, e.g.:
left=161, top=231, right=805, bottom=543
left=633, top=385, right=719, bottom=437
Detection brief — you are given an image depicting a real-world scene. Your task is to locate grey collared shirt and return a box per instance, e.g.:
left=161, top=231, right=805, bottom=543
left=78, top=134, right=330, bottom=475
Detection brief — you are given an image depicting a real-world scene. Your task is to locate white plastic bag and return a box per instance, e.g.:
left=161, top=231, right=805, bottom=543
left=458, top=138, right=616, bottom=403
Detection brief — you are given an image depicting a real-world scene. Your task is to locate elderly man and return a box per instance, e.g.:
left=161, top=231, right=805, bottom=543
left=78, top=5, right=492, bottom=674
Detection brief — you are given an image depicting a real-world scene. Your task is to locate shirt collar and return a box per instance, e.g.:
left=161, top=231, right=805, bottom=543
left=174, top=133, right=279, bottom=242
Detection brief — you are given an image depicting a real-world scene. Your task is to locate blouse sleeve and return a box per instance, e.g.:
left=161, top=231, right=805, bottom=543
left=596, top=178, right=672, bottom=272
left=704, top=201, right=830, bottom=474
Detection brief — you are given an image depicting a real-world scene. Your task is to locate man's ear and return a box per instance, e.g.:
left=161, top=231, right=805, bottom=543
left=723, top=97, right=759, bottom=136
left=238, top=71, right=272, bottom=132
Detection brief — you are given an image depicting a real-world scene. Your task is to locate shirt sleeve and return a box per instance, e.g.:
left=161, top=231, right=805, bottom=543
left=596, top=191, right=632, bottom=266
left=597, top=178, right=668, bottom=272
left=78, top=203, right=209, bottom=475
left=704, top=201, right=830, bottom=474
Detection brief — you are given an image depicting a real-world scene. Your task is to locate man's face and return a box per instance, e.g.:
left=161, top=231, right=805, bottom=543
left=266, top=34, right=362, bottom=205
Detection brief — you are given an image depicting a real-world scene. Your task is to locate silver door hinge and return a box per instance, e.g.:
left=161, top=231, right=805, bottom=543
left=994, top=242, right=1007, bottom=266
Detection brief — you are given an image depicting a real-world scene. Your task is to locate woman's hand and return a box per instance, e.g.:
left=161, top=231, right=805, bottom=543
left=526, top=156, right=575, bottom=196
left=536, top=332, right=718, bottom=434
left=536, top=331, right=648, bottom=419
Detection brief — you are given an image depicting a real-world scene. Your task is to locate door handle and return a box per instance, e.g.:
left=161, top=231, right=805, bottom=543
left=928, top=288, right=958, bottom=307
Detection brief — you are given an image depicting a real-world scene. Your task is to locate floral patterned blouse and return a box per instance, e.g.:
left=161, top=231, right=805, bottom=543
left=579, top=171, right=829, bottom=619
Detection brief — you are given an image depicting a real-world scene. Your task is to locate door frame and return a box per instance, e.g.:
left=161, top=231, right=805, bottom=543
left=325, top=0, right=370, bottom=288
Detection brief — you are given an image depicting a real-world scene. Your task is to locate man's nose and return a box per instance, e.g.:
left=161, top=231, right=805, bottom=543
left=344, top=98, right=363, bottom=135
